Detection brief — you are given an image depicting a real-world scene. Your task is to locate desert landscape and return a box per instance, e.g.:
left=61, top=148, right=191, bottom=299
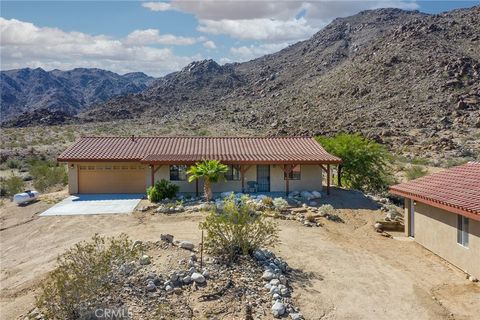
left=1, top=188, right=479, bottom=319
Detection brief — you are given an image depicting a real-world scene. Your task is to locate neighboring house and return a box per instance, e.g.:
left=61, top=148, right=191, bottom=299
left=58, top=136, right=341, bottom=195
left=390, top=162, right=480, bottom=280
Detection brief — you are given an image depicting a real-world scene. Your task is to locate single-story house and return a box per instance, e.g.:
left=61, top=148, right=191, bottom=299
left=390, top=162, right=480, bottom=280
left=58, top=136, right=341, bottom=196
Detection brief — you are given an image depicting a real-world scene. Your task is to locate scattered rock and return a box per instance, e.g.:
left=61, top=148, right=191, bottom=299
left=139, top=255, right=151, bottom=265
left=191, top=272, right=206, bottom=284
left=272, top=301, right=286, bottom=317
left=179, top=241, right=195, bottom=250
left=161, top=234, right=174, bottom=243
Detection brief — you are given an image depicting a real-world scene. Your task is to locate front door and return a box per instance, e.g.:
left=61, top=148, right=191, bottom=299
left=257, top=165, right=270, bottom=192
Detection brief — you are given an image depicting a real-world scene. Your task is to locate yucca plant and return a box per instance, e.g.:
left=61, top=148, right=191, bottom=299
left=187, top=160, right=228, bottom=200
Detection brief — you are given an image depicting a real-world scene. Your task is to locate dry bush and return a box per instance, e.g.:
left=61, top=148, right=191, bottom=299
left=200, top=196, right=279, bottom=261
left=36, top=234, right=141, bottom=319
left=306, top=212, right=317, bottom=223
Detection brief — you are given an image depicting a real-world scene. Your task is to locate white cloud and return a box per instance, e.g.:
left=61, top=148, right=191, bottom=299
left=142, top=2, right=172, bottom=12
left=198, top=17, right=316, bottom=42
left=144, top=0, right=419, bottom=43
left=124, top=29, right=199, bottom=46
left=0, top=18, right=200, bottom=76
left=229, top=42, right=291, bottom=62
left=203, top=40, right=216, bottom=49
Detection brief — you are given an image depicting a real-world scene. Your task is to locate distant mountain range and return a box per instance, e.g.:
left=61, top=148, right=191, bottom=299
left=0, top=68, right=155, bottom=121
left=1, top=6, right=479, bottom=160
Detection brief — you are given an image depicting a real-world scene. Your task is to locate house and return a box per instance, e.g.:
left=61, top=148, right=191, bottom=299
left=58, top=136, right=341, bottom=196
left=390, top=162, right=480, bottom=280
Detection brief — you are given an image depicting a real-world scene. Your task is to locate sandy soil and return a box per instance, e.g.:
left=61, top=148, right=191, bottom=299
left=1, top=189, right=478, bottom=319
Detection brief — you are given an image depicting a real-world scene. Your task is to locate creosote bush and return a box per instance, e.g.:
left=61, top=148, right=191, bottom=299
left=36, top=234, right=141, bottom=320
left=0, top=174, right=25, bottom=196
left=30, top=161, right=67, bottom=192
left=200, top=195, right=279, bottom=261
left=147, top=179, right=179, bottom=203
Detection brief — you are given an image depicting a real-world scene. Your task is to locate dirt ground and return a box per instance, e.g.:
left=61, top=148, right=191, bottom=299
left=1, top=189, right=479, bottom=320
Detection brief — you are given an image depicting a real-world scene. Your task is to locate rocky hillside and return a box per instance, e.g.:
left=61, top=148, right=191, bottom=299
left=4, top=7, right=480, bottom=161
left=0, top=68, right=155, bottom=121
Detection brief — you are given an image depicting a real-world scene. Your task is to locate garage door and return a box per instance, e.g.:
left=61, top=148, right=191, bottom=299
left=78, top=164, right=146, bottom=194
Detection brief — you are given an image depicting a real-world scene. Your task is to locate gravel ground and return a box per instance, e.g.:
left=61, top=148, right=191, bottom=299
left=1, top=188, right=478, bottom=319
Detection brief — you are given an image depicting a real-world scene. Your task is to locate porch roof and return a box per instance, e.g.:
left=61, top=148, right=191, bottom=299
left=58, top=136, right=341, bottom=164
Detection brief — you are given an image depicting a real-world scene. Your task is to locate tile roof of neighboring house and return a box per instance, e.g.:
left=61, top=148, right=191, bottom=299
left=390, top=162, right=480, bottom=220
left=58, top=136, right=342, bottom=164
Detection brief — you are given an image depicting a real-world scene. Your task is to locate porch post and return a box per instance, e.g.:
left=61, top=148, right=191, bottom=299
left=327, top=164, right=331, bottom=195
left=283, top=164, right=292, bottom=196
left=337, top=164, right=342, bottom=187
left=240, top=165, right=251, bottom=193
left=196, top=179, right=199, bottom=197
left=150, top=165, right=154, bottom=187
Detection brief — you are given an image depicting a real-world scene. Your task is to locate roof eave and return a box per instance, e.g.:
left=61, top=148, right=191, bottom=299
left=389, top=187, right=480, bottom=221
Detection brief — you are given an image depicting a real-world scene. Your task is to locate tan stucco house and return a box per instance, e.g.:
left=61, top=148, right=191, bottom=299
left=58, top=136, right=341, bottom=196
left=390, top=162, right=480, bottom=280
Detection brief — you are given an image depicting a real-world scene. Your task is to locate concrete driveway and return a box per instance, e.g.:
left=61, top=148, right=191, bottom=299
left=40, top=194, right=144, bottom=216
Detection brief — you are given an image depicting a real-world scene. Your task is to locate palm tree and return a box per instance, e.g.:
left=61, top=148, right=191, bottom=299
left=187, top=160, right=228, bottom=201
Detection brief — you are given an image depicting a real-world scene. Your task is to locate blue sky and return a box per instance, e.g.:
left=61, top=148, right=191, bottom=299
left=1, top=1, right=478, bottom=76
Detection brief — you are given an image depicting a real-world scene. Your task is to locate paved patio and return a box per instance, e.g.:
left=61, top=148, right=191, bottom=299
left=40, top=194, right=144, bottom=216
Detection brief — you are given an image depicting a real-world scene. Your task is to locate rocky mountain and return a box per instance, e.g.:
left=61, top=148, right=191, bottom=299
left=4, top=7, right=480, bottom=160
left=0, top=68, right=155, bottom=121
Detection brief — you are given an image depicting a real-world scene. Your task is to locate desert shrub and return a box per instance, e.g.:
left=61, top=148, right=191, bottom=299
left=36, top=234, right=141, bottom=320
left=316, top=133, right=395, bottom=193
left=318, top=204, right=335, bottom=216
left=1, top=174, right=25, bottom=196
left=306, top=212, right=316, bottom=223
left=261, top=196, right=274, bottom=208
left=30, top=162, right=67, bottom=192
left=147, top=179, right=179, bottom=203
left=272, top=197, right=288, bottom=211
left=405, top=165, right=427, bottom=180
left=200, top=196, right=278, bottom=260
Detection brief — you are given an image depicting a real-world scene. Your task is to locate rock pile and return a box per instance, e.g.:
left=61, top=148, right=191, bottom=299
left=253, top=248, right=303, bottom=319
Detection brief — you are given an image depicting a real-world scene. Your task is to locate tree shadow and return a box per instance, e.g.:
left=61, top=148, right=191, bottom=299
left=316, top=187, right=379, bottom=210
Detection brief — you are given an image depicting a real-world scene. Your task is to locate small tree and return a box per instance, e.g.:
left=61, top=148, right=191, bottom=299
left=200, top=196, right=278, bottom=260
left=187, top=160, right=228, bottom=200
left=316, top=133, right=394, bottom=193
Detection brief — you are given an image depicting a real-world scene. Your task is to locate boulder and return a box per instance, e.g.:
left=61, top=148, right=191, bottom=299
left=262, top=270, right=276, bottom=281
left=146, top=281, right=156, bottom=292
left=179, top=241, right=195, bottom=250
left=191, top=272, right=206, bottom=284
left=290, top=313, right=303, bottom=320
left=272, top=301, right=286, bottom=317
left=311, top=191, right=322, bottom=199
left=139, top=255, right=151, bottom=265
left=161, top=234, right=174, bottom=243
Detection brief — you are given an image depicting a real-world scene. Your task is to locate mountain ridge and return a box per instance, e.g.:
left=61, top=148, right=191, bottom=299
left=2, top=6, right=479, bottom=161
left=0, top=67, right=156, bottom=121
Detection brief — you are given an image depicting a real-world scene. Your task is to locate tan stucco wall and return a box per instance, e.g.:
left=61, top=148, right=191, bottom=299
left=411, top=201, right=480, bottom=279
left=67, top=163, right=78, bottom=194
left=151, top=164, right=323, bottom=194
left=270, top=165, right=323, bottom=192
left=68, top=162, right=325, bottom=195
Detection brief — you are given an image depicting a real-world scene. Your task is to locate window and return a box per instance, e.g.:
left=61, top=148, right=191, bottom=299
left=170, top=165, right=187, bottom=181
left=284, top=165, right=301, bottom=180
left=457, top=215, right=469, bottom=247
left=225, top=165, right=240, bottom=181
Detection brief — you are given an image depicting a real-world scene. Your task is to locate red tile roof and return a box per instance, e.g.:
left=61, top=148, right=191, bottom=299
left=58, top=136, right=341, bottom=164
left=390, top=162, right=480, bottom=220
